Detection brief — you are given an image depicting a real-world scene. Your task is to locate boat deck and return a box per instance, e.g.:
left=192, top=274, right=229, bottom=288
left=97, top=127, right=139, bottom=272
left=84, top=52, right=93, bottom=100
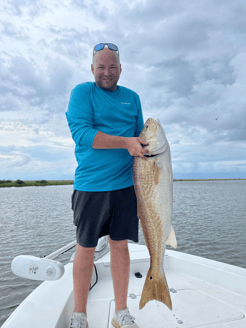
left=87, top=244, right=246, bottom=328
left=2, top=243, right=246, bottom=328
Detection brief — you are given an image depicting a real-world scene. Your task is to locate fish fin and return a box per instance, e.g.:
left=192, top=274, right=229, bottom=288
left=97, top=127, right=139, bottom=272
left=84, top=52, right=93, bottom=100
left=139, top=268, right=172, bottom=310
left=154, top=161, right=162, bottom=185
left=166, top=225, right=177, bottom=248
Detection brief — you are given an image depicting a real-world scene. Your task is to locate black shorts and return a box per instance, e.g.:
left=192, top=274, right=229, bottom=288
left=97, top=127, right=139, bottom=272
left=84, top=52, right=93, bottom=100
left=71, top=185, right=139, bottom=247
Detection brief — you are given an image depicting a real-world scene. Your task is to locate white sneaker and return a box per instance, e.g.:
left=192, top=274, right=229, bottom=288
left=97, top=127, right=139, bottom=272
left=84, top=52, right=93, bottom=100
left=70, top=312, right=88, bottom=328
left=112, top=307, right=139, bottom=328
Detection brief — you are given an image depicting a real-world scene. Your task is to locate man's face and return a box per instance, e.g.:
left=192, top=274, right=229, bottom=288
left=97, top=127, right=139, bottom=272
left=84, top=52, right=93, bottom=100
left=91, top=48, right=122, bottom=91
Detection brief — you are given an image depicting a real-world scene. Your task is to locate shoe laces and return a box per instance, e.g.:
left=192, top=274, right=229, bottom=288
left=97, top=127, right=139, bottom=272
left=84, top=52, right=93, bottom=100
left=117, top=310, right=135, bottom=326
left=70, top=313, right=86, bottom=328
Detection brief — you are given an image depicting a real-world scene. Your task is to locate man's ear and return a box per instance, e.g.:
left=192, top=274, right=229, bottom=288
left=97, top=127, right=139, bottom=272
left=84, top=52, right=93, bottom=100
left=91, top=63, right=94, bottom=74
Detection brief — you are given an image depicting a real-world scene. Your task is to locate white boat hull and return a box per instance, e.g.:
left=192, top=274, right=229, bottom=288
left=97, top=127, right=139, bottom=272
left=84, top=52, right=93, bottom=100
left=3, top=243, right=246, bottom=328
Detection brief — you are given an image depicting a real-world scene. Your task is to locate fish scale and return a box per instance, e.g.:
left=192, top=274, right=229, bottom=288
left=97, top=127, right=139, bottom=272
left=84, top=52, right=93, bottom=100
left=132, top=117, right=177, bottom=311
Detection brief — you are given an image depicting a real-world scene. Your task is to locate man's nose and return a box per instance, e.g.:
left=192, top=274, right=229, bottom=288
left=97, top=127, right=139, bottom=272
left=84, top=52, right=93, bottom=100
left=103, top=68, right=110, bottom=75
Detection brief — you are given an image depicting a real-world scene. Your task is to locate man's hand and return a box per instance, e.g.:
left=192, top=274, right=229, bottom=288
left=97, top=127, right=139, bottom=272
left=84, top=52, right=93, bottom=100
left=125, top=137, right=149, bottom=158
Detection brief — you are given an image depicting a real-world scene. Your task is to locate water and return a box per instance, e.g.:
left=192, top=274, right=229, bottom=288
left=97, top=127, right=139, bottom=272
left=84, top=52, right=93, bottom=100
left=0, top=181, right=245, bottom=326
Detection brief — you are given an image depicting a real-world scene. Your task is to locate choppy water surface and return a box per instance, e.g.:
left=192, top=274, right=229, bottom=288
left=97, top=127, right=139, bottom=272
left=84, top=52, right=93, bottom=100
left=0, top=181, right=245, bottom=326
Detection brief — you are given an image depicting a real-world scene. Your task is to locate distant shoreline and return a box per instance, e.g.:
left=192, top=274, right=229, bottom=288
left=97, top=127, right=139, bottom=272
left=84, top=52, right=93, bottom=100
left=173, top=179, right=246, bottom=181
left=0, top=180, right=74, bottom=188
left=0, top=178, right=245, bottom=188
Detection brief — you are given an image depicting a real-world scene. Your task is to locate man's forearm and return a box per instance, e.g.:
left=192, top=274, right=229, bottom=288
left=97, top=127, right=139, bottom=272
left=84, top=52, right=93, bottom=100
left=92, top=131, right=127, bottom=149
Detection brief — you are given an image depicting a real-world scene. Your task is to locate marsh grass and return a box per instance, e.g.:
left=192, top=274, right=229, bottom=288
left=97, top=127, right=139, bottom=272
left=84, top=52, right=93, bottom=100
left=173, top=179, right=244, bottom=182
left=0, top=179, right=244, bottom=188
left=0, top=180, right=74, bottom=188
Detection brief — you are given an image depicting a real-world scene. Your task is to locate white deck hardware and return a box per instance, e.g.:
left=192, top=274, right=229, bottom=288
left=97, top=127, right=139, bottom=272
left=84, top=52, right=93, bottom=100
left=11, top=255, right=65, bottom=281
left=10, top=237, right=109, bottom=281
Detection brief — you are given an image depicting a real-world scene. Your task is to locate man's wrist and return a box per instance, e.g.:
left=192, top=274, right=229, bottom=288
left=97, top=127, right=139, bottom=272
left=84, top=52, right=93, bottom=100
left=121, top=136, right=128, bottom=149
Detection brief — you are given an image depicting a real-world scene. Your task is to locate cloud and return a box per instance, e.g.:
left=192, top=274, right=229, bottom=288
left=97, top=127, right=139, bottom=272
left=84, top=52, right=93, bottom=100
left=0, top=0, right=246, bottom=179
left=71, top=0, right=109, bottom=23
left=1, top=22, right=30, bottom=40
left=0, top=55, right=73, bottom=113
left=3, top=0, right=48, bottom=17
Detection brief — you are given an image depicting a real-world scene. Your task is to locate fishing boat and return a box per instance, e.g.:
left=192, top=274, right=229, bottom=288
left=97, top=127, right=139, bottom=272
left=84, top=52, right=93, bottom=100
left=3, top=236, right=246, bottom=328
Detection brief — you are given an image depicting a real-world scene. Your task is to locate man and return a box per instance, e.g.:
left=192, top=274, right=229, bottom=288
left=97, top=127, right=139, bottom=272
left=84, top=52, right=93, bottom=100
left=66, top=43, right=149, bottom=328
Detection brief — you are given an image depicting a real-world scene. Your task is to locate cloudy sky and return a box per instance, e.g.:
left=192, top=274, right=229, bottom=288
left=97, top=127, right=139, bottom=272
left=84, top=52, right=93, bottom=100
left=0, top=0, right=246, bottom=180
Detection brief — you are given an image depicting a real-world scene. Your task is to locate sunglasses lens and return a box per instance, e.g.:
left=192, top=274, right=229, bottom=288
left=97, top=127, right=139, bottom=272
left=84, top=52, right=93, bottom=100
left=94, top=43, right=105, bottom=51
left=108, top=43, right=118, bottom=51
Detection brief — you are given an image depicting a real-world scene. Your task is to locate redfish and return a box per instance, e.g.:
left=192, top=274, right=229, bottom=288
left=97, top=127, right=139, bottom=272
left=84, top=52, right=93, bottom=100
left=133, top=117, right=177, bottom=310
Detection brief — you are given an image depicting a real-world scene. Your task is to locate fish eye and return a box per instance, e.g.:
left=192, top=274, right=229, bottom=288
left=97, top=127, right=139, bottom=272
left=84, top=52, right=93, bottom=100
left=145, top=125, right=148, bottom=129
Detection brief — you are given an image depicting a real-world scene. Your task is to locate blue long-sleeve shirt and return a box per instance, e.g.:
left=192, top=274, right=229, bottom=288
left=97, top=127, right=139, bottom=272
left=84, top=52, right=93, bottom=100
left=65, top=82, right=144, bottom=191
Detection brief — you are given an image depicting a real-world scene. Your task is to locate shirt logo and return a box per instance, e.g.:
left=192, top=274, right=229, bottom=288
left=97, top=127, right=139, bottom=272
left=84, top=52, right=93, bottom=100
left=121, top=102, right=131, bottom=105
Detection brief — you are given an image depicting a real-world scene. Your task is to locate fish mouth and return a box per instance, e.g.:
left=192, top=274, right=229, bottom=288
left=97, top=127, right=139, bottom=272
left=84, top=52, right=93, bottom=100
left=144, top=154, right=159, bottom=158
left=144, top=150, right=165, bottom=158
left=144, top=145, right=167, bottom=157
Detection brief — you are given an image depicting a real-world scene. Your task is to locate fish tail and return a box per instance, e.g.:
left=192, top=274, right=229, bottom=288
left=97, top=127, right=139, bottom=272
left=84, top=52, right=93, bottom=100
left=166, top=225, right=177, bottom=248
left=139, top=268, right=172, bottom=310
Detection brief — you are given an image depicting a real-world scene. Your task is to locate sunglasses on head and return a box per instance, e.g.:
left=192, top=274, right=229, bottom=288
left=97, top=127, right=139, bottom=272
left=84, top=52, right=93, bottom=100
left=93, top=43, right=119, bottom=56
